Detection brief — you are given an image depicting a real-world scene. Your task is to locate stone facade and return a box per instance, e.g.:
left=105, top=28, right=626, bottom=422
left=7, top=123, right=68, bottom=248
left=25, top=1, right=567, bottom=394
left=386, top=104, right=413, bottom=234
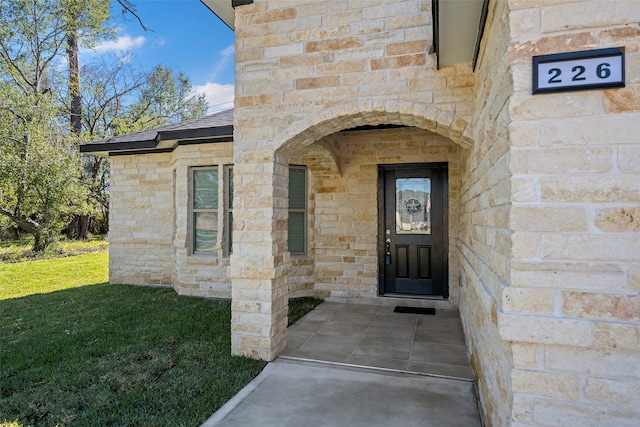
left=500, top=1, right=640, bottom=426
left=109, top=142, right=234, bottom=298
left=290, top=128, right=462, bottom=305
left=231, top=0, right=475, bottom=361
left=104, top=0, right=640, bottom=426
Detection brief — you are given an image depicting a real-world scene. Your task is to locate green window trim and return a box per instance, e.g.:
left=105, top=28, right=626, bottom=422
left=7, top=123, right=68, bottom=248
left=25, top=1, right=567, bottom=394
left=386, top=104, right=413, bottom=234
left=206, top=165, right=307, bottom=256
left=289, top=166, right=307, bottom=255
left=225, top=165, right=234, bottom=257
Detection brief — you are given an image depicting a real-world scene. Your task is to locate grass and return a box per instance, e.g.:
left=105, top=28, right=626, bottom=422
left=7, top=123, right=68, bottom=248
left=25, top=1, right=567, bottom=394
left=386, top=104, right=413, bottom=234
left=0, top=249, right=323, bottom=426
left=0, top=236, right=108, bottom=264
left=0, top=252, right=108, bottom=300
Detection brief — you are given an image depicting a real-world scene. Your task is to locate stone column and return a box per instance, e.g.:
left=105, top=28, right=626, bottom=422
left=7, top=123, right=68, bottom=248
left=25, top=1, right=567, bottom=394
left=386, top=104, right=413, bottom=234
left=228, top=153, right=290, bottom=361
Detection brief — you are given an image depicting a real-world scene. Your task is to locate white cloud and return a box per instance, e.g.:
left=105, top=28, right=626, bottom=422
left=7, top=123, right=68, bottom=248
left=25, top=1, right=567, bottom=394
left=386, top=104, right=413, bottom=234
left=206, top=44, right=235, bottom=82
left=93, top=35, right=146, bottom=53
left=221, top=44, right=235, bottom=58
left=192, top=82, right=234, bottom=114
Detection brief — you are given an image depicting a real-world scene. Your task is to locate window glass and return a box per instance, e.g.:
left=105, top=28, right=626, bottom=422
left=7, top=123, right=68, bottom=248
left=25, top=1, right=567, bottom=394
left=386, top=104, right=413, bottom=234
left=193, top=169, right=218, bottom=209
left=288, top=212, right=305, bottom=253
left=194, top=212, right=217, bottom=252
left=192, top=167, right=218, bottom=253
left=395, top=178, right=431, bottom=235
left=288, top=167, right=307, bottom=255
left=289, top=168, right=306, bottom=210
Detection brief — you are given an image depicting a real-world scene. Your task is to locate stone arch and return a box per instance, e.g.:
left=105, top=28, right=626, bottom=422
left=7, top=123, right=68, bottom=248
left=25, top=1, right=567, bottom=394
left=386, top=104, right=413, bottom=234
left=276, top=100, right=474, bottom=159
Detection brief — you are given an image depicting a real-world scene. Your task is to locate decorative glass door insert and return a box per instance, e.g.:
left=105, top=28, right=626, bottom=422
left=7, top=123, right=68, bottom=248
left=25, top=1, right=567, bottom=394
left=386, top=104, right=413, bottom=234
left=395, top=178, right=431, bottom=235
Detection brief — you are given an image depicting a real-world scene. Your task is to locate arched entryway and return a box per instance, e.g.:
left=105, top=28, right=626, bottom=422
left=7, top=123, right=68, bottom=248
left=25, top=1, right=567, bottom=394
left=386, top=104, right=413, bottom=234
left=230, top=101, right=473, bottom=361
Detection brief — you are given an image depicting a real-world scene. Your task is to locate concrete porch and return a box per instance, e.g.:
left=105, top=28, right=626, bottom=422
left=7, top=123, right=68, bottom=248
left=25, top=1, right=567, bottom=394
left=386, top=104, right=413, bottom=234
left=282, top=301, right=475, bottom=381
left=203, top=302, right=481, bottom=426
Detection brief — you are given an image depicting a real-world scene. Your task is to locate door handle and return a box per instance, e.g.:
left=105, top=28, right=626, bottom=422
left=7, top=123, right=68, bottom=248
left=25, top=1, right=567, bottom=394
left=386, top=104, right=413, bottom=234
left=385, top=233, right=392, bottom=265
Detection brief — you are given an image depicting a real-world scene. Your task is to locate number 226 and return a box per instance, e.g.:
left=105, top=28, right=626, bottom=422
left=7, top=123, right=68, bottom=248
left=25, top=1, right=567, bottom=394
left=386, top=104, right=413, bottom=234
left=548, top=63, right=612, bottom=84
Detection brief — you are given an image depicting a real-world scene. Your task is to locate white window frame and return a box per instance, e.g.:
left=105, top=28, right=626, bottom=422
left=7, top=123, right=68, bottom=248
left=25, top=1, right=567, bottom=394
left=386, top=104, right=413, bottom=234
left=190, top=166, right=218, bottom=255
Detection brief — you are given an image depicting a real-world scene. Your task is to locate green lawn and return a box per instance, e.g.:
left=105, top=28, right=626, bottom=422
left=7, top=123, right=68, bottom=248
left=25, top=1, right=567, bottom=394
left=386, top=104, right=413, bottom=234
left=0, top=249, right=322, bottom=426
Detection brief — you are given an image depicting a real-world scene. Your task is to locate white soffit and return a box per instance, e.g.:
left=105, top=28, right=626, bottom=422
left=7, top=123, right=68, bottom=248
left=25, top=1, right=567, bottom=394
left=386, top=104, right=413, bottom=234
left=201, top=0, right=236, bottom=30
left=438, top=0, right=485, bottom=66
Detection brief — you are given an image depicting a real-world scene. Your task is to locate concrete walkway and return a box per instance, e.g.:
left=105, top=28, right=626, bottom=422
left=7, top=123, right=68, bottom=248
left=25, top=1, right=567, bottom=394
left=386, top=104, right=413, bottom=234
left=202, top=302, right=481, bottom=426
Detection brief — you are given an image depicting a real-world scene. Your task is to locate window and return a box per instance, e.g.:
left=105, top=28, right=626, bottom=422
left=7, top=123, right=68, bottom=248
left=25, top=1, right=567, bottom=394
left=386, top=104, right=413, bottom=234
left=191, top=167, right=218, bottom=253
left=199, top=165, right=306, bottom=256
left=289, top=166, right=307, bottom=255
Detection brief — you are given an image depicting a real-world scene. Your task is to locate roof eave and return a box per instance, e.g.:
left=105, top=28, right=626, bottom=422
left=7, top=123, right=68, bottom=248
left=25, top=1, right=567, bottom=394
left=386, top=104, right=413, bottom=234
left=80, top=125, right=234, bottom=157
left=199, top=0, right=254, bottom=31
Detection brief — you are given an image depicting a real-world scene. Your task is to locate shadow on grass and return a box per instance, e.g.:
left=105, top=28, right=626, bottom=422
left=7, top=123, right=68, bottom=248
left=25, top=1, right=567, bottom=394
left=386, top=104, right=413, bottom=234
left=0, top=284, right=266, bottom=426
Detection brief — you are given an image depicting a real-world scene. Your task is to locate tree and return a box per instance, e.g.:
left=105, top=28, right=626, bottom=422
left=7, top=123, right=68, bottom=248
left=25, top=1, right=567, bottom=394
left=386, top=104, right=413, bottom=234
left=0, top=0, right=93, bottom=251
left=0, top=0, right=208, bottom=249
left=125, top=65, right=208, bottom=128
left=74, top=59, right=208, bottom=238
left=0, top=88, right=87, bottom=251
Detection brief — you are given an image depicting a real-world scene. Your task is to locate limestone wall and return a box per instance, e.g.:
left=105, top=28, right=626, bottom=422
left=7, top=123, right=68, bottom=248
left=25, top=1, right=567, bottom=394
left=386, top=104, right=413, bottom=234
left=108, top=143, right=234, bottom=298
left=290, top=127, right=461, bottom=304
left=232, top=0, right=476, bottom=360
left=109, top=153, right=175, bottom=287
left=458, top=0, right=515, bottom=425
left=170, top=143, right=234, bottom=298
left=504, top=1, right=640, bottom=425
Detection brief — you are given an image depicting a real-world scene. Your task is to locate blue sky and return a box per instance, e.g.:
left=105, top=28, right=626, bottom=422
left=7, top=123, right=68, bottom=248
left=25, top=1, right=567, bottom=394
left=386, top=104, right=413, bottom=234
left=94, top=1, right=236, bottom=113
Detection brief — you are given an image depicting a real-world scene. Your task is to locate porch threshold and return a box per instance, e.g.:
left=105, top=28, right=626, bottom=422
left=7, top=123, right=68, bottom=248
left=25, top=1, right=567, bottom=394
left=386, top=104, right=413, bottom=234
left=278, top=355, right=475, bottom=383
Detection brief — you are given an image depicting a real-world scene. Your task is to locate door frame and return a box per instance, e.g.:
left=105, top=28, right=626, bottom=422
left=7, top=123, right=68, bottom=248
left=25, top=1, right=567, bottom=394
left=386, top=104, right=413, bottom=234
left=377, top=162, right=449, bottom=299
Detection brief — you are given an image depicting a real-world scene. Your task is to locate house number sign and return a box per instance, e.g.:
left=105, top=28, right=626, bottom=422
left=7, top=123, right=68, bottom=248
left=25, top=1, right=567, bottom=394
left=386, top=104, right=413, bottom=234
left=533, top=47, right=624, bottom=94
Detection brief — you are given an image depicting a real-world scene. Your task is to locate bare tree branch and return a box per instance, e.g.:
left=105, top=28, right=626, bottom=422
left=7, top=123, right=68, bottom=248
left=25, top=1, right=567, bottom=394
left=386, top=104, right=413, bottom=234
left=116, top=0, right=153, bottom=32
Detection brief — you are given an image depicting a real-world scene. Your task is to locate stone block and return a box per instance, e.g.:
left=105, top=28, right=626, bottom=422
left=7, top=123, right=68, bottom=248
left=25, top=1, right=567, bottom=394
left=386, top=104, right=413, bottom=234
left=305, top=37, right=363, bottom=53
left=512, top=395, right=533, bottom=423
left=510, top=343, right=540, bottom=369
left=532, top=398, right=640, bottom=427
left=508, top=32, right=597, bottom=64
left=361, top=1, right=420, bottom=20
left=510, top=92, right=603, bottom=121
left=409, top=76, right=447, bottom=91
left=244, top=7, right=297, bottom=26
left=604, top=86, right=640, bottom=114
left=370, top=53, right=426, bottom=70
left=618, top=145, right=640, bottom=173
left=540, top=176, right=640, bottom=203
left=510, top=206, right=588, bottom=232
left=595, top=207, right=640, bottom=232
left=322, top=10, right=363, bottom=27
left=512, top=147, right=612, bottom=175
left=502, top=287, right=554, bottom=314
left=539, top=115, right=640, bottom=146
left=264, top=42, right=303, bottom=58
left=594, top=322, right=640, bottom=350
left=540, top=1, right=640, bottom=33
left=295, top=76, right=341, bottom=90
left=386, top=40, right=429, bottom=56
left=584, top=377, right=640, bottom=409
left=545, top=345, right=640, bottom=380
left=512, top=369, right=580, bottom=400
left=511, top=178, right=537, bottom=202
left=563, top=292, right=640, bottom=322
left=540, top=235, right=640, bottom=262
left=509, top=8, right=540, bottom=38
left=510, top=234, right=539, bottom=262
left=499, top=314, right=593, bottom=346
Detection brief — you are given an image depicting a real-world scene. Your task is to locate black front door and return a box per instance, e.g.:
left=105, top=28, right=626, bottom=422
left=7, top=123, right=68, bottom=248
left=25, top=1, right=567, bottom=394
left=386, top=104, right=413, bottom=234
left=379, top=164, right=448, bottom=298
